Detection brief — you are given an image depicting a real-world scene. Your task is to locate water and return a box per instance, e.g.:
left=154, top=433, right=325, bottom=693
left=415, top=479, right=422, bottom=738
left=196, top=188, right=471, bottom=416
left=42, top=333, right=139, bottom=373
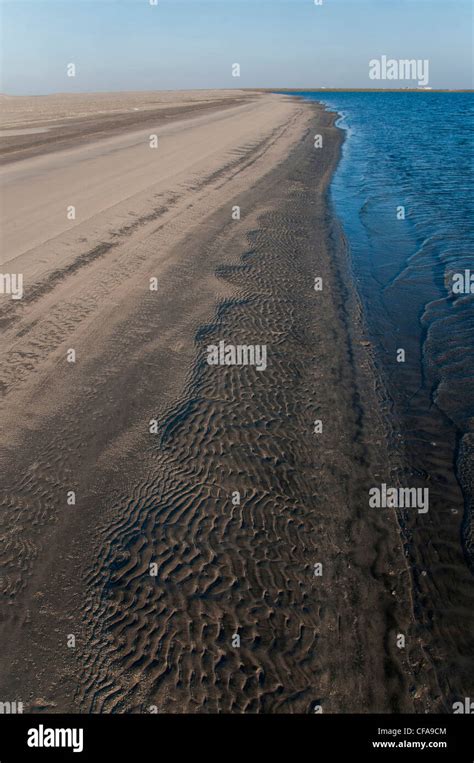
left=297, top=91, right=474, bottom=559
left=295, top=92, right=474, bottom=702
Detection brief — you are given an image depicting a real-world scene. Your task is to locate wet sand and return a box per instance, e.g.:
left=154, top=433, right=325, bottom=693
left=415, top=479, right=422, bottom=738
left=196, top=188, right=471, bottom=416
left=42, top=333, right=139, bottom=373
left=0, top=91, right=438, bottom=712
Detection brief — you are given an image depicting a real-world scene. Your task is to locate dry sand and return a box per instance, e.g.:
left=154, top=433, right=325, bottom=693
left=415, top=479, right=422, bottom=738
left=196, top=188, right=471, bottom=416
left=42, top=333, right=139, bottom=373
left=0, top=90, right=255, bottom=164
left=0, top=90, right=438, bottom=712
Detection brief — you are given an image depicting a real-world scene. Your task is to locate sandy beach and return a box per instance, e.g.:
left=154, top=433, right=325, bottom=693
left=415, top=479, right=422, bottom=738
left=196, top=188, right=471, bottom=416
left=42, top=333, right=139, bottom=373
left=0, top=90, right=441, bottom=713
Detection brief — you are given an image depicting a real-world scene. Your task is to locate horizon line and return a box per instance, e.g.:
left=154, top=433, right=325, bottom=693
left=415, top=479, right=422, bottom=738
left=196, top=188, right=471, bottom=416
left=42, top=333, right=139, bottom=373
left=1, top=87, right=473, bottom=98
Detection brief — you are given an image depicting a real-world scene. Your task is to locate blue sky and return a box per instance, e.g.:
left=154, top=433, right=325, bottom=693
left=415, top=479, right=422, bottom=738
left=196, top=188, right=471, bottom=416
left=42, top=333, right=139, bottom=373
left=1, top=0, right=472, bottom=94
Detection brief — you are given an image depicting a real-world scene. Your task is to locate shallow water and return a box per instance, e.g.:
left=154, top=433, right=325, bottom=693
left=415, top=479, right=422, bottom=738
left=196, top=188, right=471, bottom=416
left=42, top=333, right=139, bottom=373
left=294, top=92, right=473, bottom=572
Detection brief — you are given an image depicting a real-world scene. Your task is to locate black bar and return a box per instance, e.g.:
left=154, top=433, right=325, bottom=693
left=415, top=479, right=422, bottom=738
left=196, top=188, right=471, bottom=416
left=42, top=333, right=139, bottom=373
left=0, top=713, right=472, bottom=761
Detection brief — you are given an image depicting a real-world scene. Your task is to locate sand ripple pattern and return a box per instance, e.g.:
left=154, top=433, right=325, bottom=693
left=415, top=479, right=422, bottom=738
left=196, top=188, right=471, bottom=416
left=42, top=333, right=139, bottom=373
left=77, top=146, right=415, bottom=713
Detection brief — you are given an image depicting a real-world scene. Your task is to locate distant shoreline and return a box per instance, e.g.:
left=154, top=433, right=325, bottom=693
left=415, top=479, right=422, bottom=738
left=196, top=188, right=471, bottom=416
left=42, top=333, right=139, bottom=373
left=260, top=88, right=473, bottom=93
left=1, top=87, right=472, bottom=100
